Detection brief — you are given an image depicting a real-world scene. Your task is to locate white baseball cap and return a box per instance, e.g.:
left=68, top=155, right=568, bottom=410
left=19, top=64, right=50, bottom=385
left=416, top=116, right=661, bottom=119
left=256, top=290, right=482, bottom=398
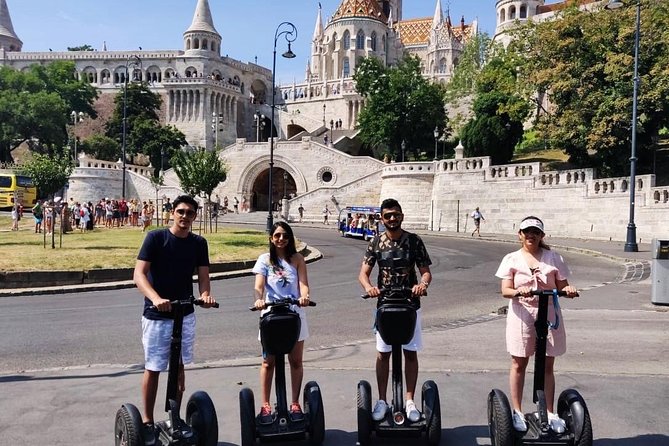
left=519, top=218, right=544, bottom=233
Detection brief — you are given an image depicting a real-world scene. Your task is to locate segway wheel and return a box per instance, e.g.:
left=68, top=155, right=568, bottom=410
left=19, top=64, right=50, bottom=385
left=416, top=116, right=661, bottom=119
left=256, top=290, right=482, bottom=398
left=114, top=403, right=143, bottom=446
left=558, top=389, right=593, bottom=446
left=186, top=391, right=219, bottom=446
left=239, top=387, right=257, bottom=446
left=357, top=380, right=373, bottom=446
left=304, top=381, right=325, bottom=445
left=487, top=389, right=514, bottom=446
left=421, top=380, right=442, bottom=446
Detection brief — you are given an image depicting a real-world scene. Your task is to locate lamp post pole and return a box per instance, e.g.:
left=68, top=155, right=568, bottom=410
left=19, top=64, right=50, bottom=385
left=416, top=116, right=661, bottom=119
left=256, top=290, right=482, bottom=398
left=401, top=139, right=406, bottom=162
left=267, top=22, right=297, bottom=233
left=433, top=126, right=439, bottom=161
left=330, top=119, right=334, bottom=145
left=211, top=113, right=223, bottom=148
left=122, top=55, right=142, bottom=199
left=71, top=111, right=84, bottom=164
left=606, top=0, right=639, bottom=252
left=322, top=103, right=326, bottom=125
left=254, top=111, right=265, bottom=142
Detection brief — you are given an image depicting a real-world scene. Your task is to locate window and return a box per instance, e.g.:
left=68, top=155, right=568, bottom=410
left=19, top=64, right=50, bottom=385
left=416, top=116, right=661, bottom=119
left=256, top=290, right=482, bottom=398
left=343, top=30, right=350, bottom=50
left=343, top=57, right=350, bottom=77
left=371, top=32, right=377, bottom=51
left=356, top=30, right=365, bottom=50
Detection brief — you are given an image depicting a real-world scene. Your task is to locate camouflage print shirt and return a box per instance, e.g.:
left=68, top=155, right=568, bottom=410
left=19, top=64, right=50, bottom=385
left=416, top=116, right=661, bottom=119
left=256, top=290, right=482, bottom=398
left=362, top=230, right=432, bottom=309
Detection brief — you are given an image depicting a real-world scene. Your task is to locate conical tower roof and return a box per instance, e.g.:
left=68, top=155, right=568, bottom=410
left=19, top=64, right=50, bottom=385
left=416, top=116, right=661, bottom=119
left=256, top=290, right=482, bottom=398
left=0, top=0, right=22, bottom=50
left=185, top=0, right=219, bottom=36
left=313, top=4, right=324, bottom=41
left=332, top=0, right=386, bottom=22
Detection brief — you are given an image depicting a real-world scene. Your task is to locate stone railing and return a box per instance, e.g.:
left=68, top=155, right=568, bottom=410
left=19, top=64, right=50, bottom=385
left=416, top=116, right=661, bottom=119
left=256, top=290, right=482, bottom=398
left=536, top=168, right=594, bottom=187
left=382, top=162, right=435, bottom=177
left=588, top=174, right=654, bottom=196
left=650, top=186, right=669, bottom=205
left=438, top=157, right=490, bottom=172
left=485, top=162, right=541, bottom=179
left=77, top=153, right=154, bottom=177
left=163, top=77, right=242, bottom=93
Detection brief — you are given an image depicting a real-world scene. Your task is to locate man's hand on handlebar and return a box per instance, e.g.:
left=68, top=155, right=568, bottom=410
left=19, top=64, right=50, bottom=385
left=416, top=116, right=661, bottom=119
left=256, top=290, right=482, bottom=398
left=411, top=283, right=427, bottom=299
left=152, top=297, right=172, bottom=312
left=199, top=294, right=217, bottom=308
left=364, top=286, right=381, bottom=298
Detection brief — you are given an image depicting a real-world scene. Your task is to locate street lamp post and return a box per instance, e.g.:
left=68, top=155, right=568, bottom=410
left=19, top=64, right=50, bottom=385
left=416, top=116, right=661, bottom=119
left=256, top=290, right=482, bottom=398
left=283, top=171, right=288, bottom=199
left=433, top=126, right=439, bottom=160
left=322, top=104, right=326, bottom=125
left=71, top=111, right=84, bottom=164
left=122, top=55, right=142, bottom=199
left=330, top=119, right=334, bottom=145
left=606, top=0, right=640, bottom=252
left=401, top=139, right=406, bottom=162
left=254, top=111, right=266, bottom=142
left=267, top=22, right=297, bottom=233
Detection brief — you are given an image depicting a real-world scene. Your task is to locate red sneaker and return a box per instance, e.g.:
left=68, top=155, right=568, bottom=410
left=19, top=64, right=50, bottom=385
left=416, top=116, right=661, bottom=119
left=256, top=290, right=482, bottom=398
left=289, top=402, right=304, bottom=421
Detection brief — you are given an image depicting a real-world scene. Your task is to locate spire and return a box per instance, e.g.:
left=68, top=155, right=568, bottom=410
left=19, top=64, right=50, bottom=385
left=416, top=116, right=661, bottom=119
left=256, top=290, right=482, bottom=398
left=313, top=3, right=324, bottom=41
left=432, top=0, right=444, bottom=29
left=387, top=8, right=393, bottom=28
left=186, top=0, right=219, bottom=35
left=0, top=0, right=22, bottom=51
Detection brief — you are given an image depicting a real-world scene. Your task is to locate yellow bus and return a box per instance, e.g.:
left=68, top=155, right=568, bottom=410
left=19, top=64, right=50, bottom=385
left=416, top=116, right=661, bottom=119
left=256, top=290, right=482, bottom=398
left=0, top=173, right=38, bottom=209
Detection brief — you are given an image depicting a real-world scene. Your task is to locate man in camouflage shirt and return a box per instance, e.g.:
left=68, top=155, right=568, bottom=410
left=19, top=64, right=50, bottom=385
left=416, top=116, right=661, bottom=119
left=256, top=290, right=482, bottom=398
left=358, top=198, right=432, bottom=423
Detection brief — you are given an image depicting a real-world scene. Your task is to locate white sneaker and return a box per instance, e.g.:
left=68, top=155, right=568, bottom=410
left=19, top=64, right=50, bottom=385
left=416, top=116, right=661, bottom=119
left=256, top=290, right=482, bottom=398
left=406, top=400, right=421, bottom=422
left=548, top=412, right=566, bottom=433
left=372, top=400, right=388, bottom=421
left=512, top=410, right=528, bottom=431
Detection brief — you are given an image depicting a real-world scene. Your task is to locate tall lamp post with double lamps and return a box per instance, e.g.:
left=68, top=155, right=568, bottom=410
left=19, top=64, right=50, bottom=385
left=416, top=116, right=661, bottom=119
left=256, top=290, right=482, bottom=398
left=267, top=22, right=297, bottom=233
left=254, top=111, right=266, bottom=142
left=121, top=55, right=142, bottom=199
left=71, top=111, right=84, bottom=164
left=433, top=126, right=439, bottom=161
left=606, top=0, right=640, bottom=252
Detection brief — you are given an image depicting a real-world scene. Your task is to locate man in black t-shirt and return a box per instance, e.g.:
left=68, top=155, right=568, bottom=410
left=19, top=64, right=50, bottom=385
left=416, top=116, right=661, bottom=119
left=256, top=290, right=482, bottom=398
left=358, top=198, right=432, bottom=424
left=133, top=195, right=216, bottom=445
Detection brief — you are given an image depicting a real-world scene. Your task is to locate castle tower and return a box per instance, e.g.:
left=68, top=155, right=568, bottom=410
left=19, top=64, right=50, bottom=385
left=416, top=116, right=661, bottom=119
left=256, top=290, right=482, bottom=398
left=310, top=3, right=324, bottom=82
left=183, top=0, right=221, bottom=56
left=494, top=0, right=543, bottom=46
left=0, top=0, right=22, bottom=51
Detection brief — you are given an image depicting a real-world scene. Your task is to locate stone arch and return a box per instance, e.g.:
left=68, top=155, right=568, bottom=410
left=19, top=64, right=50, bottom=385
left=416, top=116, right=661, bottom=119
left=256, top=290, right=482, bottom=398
left=239, top=156, right=307, bottom=212
left=185, top=66, right=198, bottom=77
left=146, top=65, right=162, bottom=83
left=510, top=5, right=517, bottom=20
left=500, top=9, right=506, bottom=22
left=250, top=79, right=267, bottom=104
left=520, top=4, right=527, bottom=19
left=100, top=69, right=111, bottom=84
left=287, top=124, right=307, bottom=139
left=82, top=66, right=97, bottom=83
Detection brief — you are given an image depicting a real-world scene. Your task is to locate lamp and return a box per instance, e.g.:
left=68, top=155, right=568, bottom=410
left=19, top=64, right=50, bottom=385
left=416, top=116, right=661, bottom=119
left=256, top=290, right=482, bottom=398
left=433, top=126, right=439, bottom=160
left=267, top=22, right=297, bottom=233
left=254, top=111, right=266, bottom=142
left=122, top=55, right=142, bottom=199
left=71, top=111, right=84, bottom=164
left=212, top=112, right=223, bottom=148
left=606, top=0, right=639, bottom=252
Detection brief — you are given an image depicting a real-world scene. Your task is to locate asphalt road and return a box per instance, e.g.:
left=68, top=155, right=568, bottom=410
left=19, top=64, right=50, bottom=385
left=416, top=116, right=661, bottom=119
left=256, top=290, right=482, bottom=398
left=0, top=226, right=619, bottom=374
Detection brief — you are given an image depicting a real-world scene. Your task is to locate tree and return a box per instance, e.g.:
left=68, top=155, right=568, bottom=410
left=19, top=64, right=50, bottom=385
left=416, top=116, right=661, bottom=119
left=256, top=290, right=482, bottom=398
left=510, top=0, right=669, bottom=176
left=445, top=33, right=495, bottom=101
left=354, top=55, right=448, bottom=160
left=80, top=135, right=119, bottom=161
left=171, top=148, right=227, bottom=203
left=20, top=148, right=73, bottom=199
left=0, top=61, right=98, bottom=161
left=67, top=45, right=95, bottom=51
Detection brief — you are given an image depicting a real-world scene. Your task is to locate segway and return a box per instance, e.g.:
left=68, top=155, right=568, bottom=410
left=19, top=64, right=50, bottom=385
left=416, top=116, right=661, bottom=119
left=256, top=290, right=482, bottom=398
left=488, top=289, right=593, bottom=446
left=239, top=296, right=324, bottom=446
left=115, top=297, right=220, bottom=446
left=357, top=287, right=441, bottom=446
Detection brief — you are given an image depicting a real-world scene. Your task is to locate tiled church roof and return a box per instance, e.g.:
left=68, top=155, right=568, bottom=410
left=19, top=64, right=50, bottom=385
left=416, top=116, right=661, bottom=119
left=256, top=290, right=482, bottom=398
left=397, top=17, right=474, bottom=46
left=332, top=0, right=386, bottom=21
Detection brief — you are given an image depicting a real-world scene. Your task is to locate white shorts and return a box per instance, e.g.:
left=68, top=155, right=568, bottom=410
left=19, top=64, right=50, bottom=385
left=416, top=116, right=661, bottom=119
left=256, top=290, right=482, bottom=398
left=142, top=313, right=196, bottom=372
left=375, top=309, right=423, bottom=353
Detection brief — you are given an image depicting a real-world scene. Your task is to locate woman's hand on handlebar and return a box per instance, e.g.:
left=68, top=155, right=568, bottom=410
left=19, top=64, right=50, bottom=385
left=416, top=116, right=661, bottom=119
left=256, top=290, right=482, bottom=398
left=561, top=285, right=579, bottom=298
left=254, top=299, right=266, bottom=310
left=298, top=295, right=311, bottom=307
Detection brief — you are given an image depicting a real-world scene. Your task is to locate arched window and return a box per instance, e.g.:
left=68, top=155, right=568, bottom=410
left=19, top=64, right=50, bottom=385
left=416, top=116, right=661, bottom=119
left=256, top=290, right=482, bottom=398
left=520, top=5, right=527, bottom=19
left=510, top=6, right=516, bottom=20
left=371, top=32, right=377, bottom=51
left=343, top=30, right=350, bottom=50
left=439, top=58, right=447, bottom=73
left=500, top=9, right=506, bottom=22
left=332, top=32, right=338, bottom=50
left=186, top=39, right=191, bottom=50
left=202, top=39, right=208, bottom=50
left=343, top=57, right=350, bottom=77
left=382, top=35, right=386, bottom=52
left=356, top=30, right=365, bottom=49
left=194, top=38, right=200, bottom=49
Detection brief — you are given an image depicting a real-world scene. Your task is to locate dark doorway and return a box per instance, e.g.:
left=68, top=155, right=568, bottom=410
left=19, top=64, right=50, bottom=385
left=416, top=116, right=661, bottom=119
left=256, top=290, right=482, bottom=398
left=251, top=168, right=296, bottom=211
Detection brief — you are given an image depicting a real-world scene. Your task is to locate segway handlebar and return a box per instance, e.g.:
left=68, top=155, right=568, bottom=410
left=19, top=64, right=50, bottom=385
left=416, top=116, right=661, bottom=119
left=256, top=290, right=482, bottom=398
left=249, top=297, right=317, bottom=311
left=149, top=296, right=219, bottom=310
left=361, top=286, right=427, bottom=299
left=515, top=289, right=579, bottom=298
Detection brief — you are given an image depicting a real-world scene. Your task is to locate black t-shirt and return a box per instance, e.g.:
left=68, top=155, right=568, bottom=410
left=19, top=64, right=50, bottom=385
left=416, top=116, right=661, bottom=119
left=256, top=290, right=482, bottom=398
left=137, top=228, right=210, bottom=320
left=362, top=230, right=432, bottom=309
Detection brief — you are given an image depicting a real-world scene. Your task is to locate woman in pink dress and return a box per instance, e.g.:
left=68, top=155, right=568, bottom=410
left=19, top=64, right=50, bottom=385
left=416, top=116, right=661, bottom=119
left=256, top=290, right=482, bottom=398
left=495, top=216, right=579, bottom=433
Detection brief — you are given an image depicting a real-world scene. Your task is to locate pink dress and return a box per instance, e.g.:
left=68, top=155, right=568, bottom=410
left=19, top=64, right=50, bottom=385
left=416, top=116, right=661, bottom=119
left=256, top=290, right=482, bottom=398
left=495, top=248, right=570, bottom=357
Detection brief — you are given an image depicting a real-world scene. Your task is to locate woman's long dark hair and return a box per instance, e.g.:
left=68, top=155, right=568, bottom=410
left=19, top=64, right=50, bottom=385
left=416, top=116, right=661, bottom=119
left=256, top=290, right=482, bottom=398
left=269, top=221, right=298, bottom=266
left=519, top=215, right=551, bottom=250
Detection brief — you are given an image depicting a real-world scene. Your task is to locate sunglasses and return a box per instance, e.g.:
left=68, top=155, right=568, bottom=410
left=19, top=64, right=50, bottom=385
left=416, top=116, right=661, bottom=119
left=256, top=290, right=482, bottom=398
left=382, top=212, right=403, bottom=220
left=272, top=233, right=290, bottom=240
left=175, top=208, right=197, bottom=218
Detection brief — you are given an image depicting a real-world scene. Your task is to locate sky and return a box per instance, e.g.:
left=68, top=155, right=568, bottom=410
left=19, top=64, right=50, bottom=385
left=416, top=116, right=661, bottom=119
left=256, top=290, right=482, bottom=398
left=6, top=0, right=498, bottom=85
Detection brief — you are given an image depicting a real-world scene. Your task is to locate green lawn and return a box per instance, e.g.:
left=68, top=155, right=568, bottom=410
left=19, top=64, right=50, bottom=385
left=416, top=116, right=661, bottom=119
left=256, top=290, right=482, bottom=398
left=0, top=216, right=268, bottom=272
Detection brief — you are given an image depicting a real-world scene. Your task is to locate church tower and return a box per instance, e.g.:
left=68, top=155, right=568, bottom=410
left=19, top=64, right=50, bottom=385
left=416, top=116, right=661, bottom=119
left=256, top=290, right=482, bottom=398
left=183, top=0, right=221, bottom=56
left=0, top=0, right=22, bottom=52
left=378, top=0, right=402, bottom=22
left=309, top=3, right=324, bottom=82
